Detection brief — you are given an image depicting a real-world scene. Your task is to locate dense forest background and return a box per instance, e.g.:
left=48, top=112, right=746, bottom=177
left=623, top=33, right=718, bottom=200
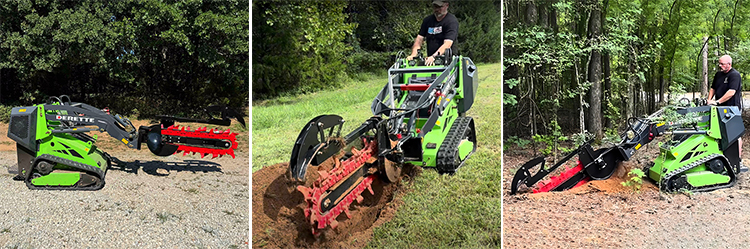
left=252, top=0, right=502, bottom=100
left=0, top=0, right=249, bottom=118
left=504, top=0, right=750, bottom=145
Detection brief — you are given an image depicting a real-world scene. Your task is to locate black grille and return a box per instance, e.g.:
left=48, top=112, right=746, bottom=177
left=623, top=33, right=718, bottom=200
left=10, top=116, right=29, bottom=139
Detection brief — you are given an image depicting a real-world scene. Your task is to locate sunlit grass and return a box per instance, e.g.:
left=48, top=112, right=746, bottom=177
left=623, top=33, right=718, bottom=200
left=367, top=62, right=503, bottom=248
left=252, top=74, right=386, bottom=172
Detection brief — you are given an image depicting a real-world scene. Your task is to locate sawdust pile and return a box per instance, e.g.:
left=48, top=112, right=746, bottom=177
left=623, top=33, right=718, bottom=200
left=251, top=160, right=420, bottom=248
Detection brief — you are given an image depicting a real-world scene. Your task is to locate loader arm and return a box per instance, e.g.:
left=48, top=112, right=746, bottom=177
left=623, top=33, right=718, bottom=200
left=43, top=102, right=140, bottom=148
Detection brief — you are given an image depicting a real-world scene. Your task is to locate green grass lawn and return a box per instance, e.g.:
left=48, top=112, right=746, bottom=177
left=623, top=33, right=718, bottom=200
left=251, top=73, right=387, bottom=171
left=252, top=62, right=502, bottom=248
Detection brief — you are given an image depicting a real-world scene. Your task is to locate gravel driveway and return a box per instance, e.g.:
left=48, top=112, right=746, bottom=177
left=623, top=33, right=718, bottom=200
left=0, top=149, right=249, bottom=248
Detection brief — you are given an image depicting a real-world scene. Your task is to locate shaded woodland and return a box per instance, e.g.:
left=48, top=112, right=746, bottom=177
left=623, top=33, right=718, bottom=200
left=504, top=0, right=750, bottom=147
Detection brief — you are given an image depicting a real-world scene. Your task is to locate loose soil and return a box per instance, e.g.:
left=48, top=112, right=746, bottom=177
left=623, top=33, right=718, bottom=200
left=503, top=131, right=750, bottom=248
left=251, top=158, right=419, bottom=248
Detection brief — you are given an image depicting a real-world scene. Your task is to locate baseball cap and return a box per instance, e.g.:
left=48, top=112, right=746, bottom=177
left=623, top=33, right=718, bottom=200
left=432, top=0, right=448, bottom=7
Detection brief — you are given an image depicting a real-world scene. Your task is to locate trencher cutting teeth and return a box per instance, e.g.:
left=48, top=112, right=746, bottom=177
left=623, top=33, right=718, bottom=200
left=161, top=125, right=238, bottom=158
left=297, top=139, right=377, bottom=236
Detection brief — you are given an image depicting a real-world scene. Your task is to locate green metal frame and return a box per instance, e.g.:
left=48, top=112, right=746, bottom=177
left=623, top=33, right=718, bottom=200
left=395, top=58, right=467, bottom=168
left=648, top=107, right=731, bottom=187
left=26, top=104, right=108, bottom=186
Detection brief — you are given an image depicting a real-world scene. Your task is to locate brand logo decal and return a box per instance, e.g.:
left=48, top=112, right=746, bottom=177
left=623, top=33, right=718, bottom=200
left=56, top=115, right=95, bottom=123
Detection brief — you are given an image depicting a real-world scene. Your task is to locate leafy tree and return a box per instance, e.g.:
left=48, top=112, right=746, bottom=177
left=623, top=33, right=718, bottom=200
left=0, top=0, right=249, bottom=117
left=252, top=0, right=355, bottom=99
left=454, top=0, right=502, bottom=62
left=504, top=0, right=750, bottom=157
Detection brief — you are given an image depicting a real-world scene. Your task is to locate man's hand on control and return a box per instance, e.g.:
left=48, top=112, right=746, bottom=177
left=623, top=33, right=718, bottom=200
left=425, top=56, right=436, bottom=66
left=708, top=99, right=718, bottom=105
left=407, top=55, right=416, bottom=61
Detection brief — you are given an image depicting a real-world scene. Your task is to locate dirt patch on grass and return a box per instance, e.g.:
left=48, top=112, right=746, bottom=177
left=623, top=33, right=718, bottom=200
left=251, top=160, right=418, bottom=248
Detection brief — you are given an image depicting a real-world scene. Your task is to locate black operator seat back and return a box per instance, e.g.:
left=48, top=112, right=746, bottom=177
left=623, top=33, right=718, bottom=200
left=403, top=73, right=439, bottom=117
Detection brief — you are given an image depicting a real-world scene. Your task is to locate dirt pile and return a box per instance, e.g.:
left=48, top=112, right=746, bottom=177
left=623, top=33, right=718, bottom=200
left=251, top=161, right=419, bottom=248
left=563, top=160, right=658, bottom=194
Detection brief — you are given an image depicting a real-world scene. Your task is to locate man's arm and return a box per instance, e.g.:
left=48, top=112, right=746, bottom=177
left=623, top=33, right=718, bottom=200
left=714, top=89, right=737, bottom=105
left=407, top=35, right=425, bottom=60
left=424, top=40, right=453, bottom=66
left=431, top=40, right=454, bottom=57
left=409, top=19, right=429, bottom=61
left=708, top=88, right=715, bottom=102
left=426, top=16, right=458, bottom=65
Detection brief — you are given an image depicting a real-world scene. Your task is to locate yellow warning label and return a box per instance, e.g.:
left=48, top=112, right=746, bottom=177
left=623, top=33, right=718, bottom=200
left=19, top=109, right=26, bottom=113
left=437, top=97, right=442, bottom=105
left=84, top=148, right=89, bottom=152
left=724, top=109, right=728, bottom=113
left=121, top=138, right=129, bottom=144
left=673, top=152, right=678, bottom=157
left=656, top=122, right=665, bottom=127
left=436, top=120, right=441, bottom=126
left=635, top=143, right=642, bottom=150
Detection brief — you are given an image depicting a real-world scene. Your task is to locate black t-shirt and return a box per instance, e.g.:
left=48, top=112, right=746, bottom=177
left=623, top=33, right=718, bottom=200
left=711, top=68, right=743, bottom=108
left=418, top=13, right=459, bottom=56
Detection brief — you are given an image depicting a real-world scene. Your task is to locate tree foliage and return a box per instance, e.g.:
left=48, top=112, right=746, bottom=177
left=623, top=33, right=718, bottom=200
left=0, top=0, right=249, bottom=118
left=252, top=0, right=354, bottom=99
left=504, top=0, right=750, bottom=147
left=252, top=0, right=502, bottom=100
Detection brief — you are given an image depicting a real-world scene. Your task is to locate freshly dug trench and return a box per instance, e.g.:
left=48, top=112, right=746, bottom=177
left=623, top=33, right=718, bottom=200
left=251, top=161, right=420, bottom=248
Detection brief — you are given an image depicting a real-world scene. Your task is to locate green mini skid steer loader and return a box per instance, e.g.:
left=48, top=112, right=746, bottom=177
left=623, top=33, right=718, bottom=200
left=510, top=103, right=745, bottom=194
left=288, top=49, right=479, bottom=235
left=7, top=95, right=244, bottom=190
left=645, top=105, right=744, bottom=192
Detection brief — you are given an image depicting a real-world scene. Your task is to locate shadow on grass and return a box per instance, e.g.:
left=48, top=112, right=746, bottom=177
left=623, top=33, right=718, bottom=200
left=108, top=156, right=223, bottom=176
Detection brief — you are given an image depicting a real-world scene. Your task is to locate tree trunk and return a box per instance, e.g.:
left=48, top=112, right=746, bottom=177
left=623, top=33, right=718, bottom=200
left=530, top=74, right=537, bottom=141
left=647, top=66, right=655, bottom=113
left=603, top=52, right=611, bottom=128
left=602, top=0, right=611, bottom=129
left=728, top=0, right=740, bottom=50
left=526, top=1, right=538, bottom=25
left=574, top=60, right=585, bottom=134
left=716, top=36, right=721, bottom=59
left=551, top=3, right=559, bottom=33
left=539, top=3, right=549, bottom=29
left=658, top=64, right=665, bottom=106
left=702, top=36, right=709, bottom=98
left=639, top=82, right=645, bottom=116
left=627, top=50, right=637, bottom=119
left=588, top=7, right=603, bottom=140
